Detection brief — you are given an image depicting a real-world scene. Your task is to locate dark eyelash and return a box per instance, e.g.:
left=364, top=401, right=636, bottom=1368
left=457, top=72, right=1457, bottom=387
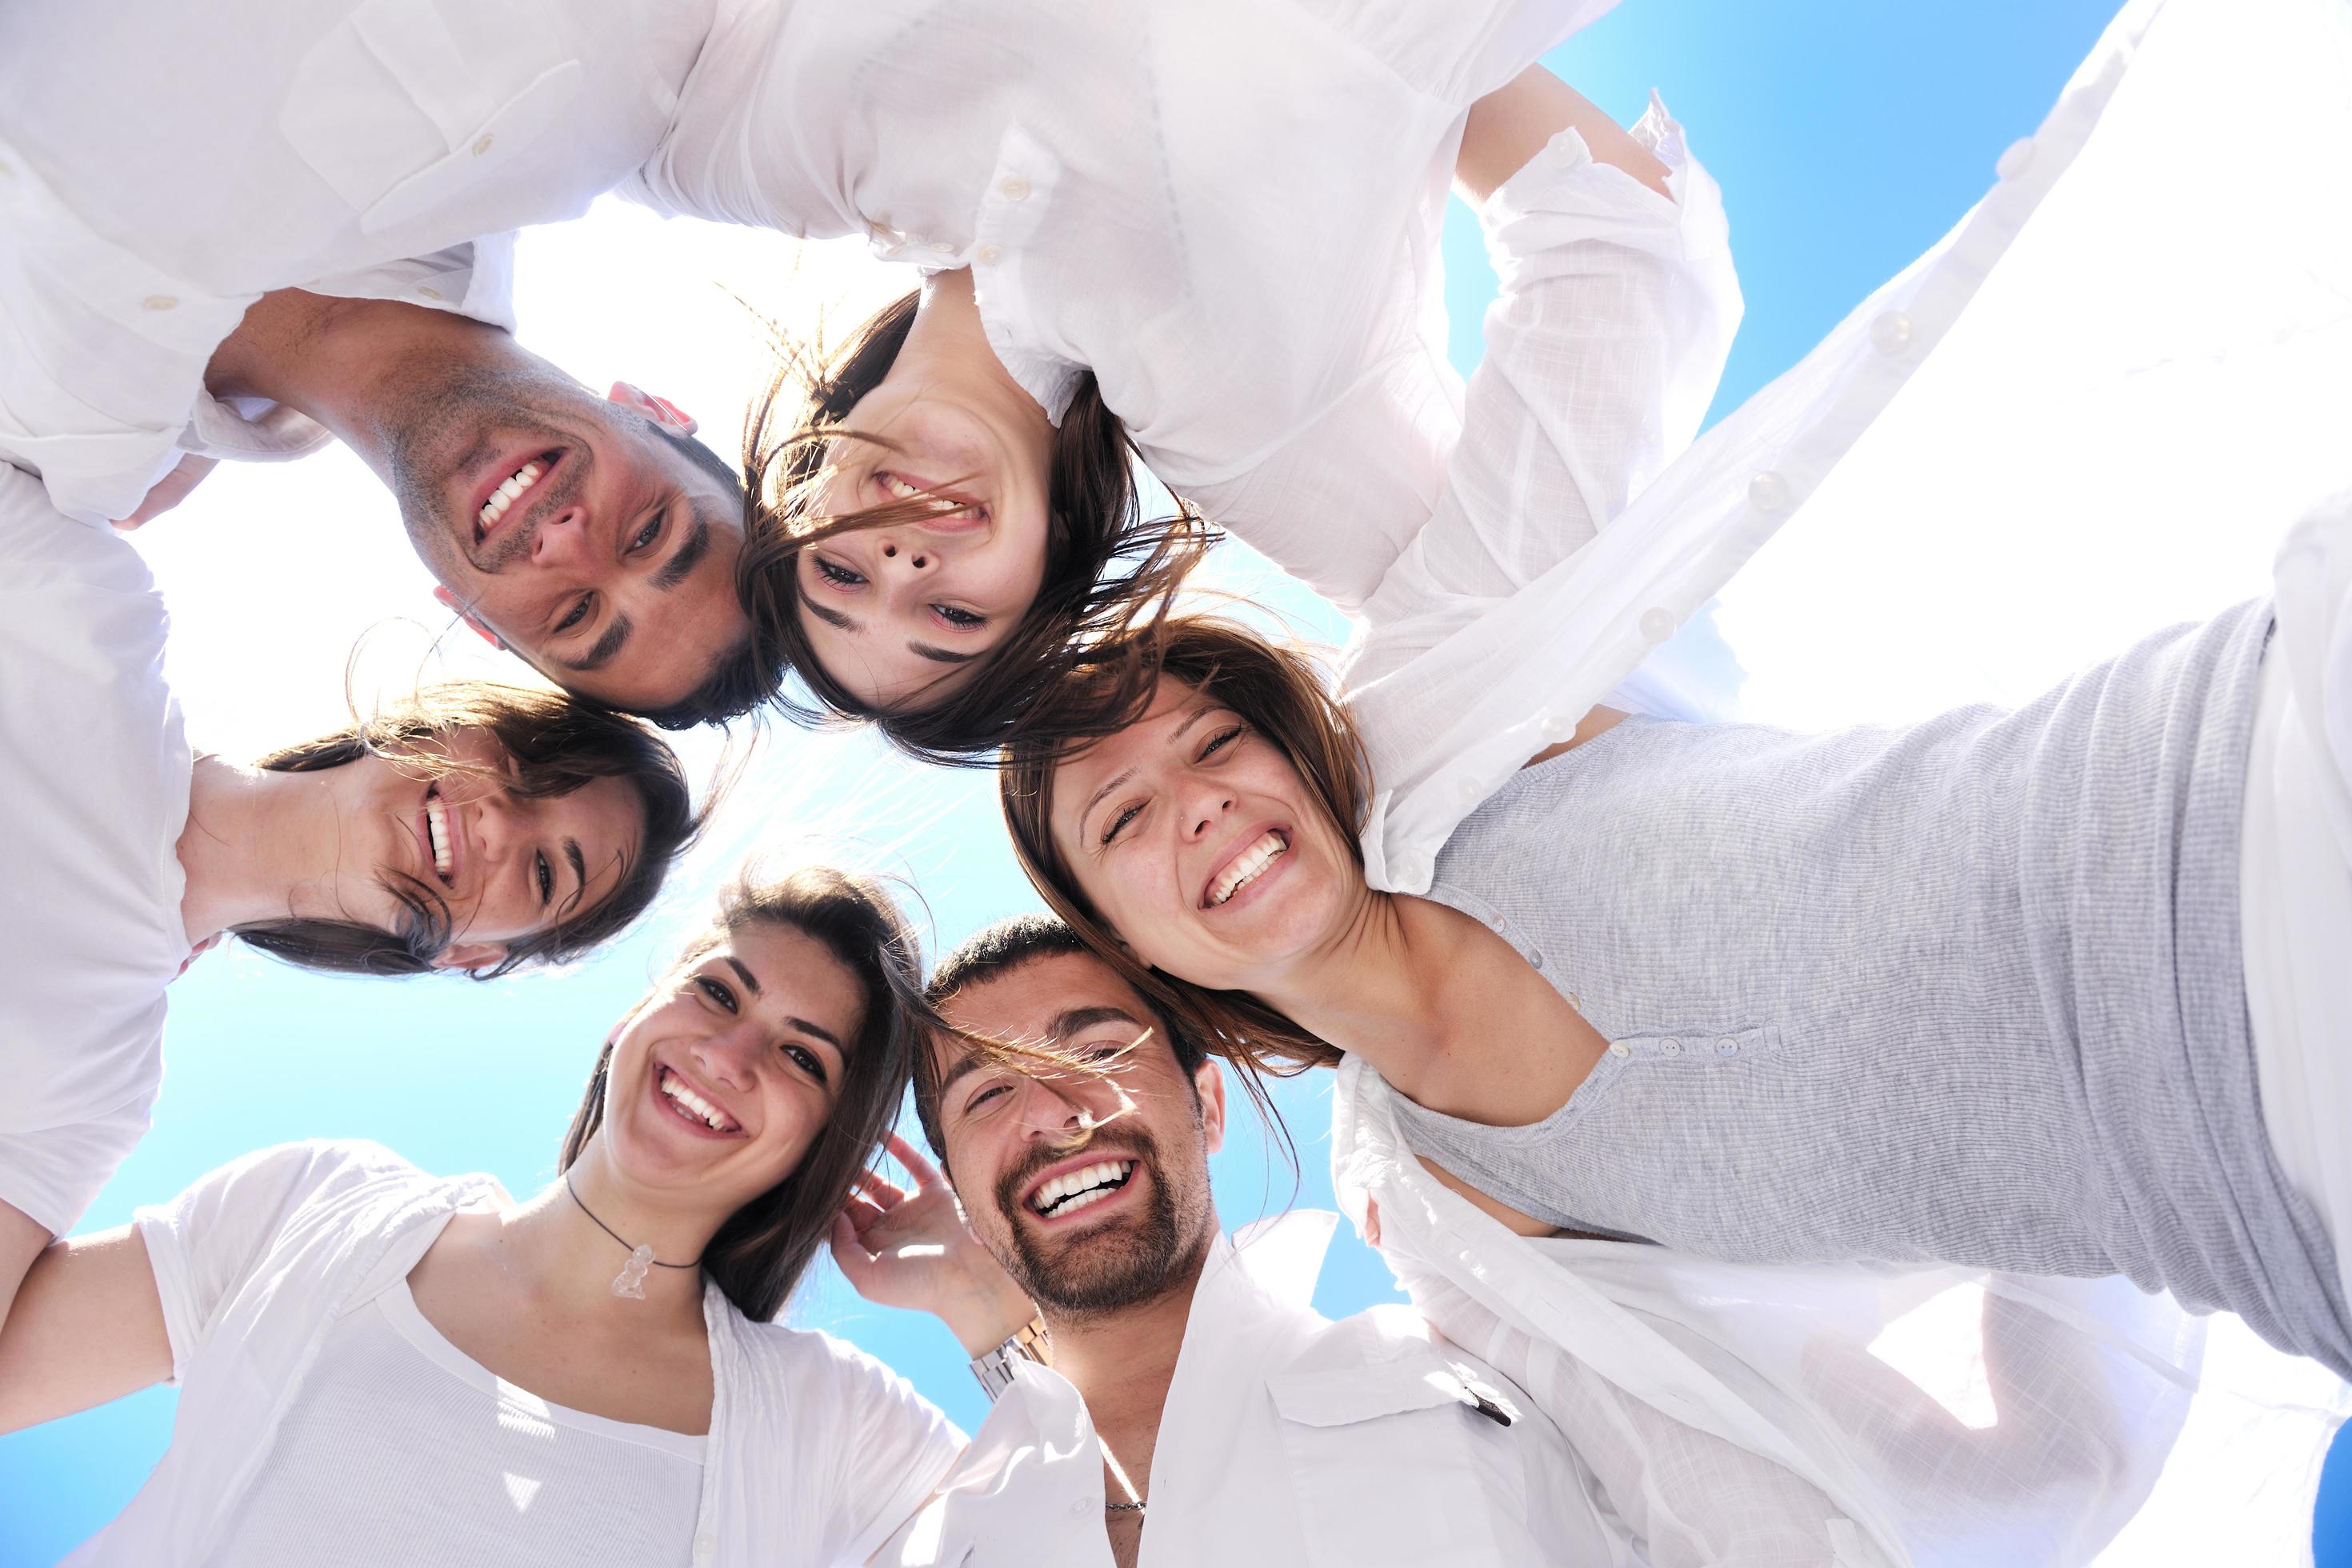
left=814, top=556, right=864, bottom=587
left=1101, top=802, right=1142, bottom=846
left=630, top=513, right=662, bottom=553
left=1200, top=724, right=1243, bottom=759
left=535, top=853, right=552, bottom=905
left=934, top=605, right=984, bottom=629
left=967, top=1082, right=1009, bottom=1112
left=785, top=1043, right=828, bottom=1083
left=556, top=595, right=592, bottom=633
left=696, top=975, right=737, bottom=1013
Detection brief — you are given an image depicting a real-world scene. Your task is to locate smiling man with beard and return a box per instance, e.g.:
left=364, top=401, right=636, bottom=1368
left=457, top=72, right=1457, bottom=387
left=874, top=914, right=1882, bottom=1568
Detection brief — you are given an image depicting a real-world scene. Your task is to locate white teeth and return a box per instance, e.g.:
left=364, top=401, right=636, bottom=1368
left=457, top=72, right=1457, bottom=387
left=425, top=801, right=452, bottom=878
left=882, top=474, right=922, bottom=500
left=477, top=461, right=544, bottom=527
left=1033, top=1159, right=1136, bottom=1216
left=659, top=1069, right=733, bottom=1132
left=1209, top=831, right=1288, bottom=906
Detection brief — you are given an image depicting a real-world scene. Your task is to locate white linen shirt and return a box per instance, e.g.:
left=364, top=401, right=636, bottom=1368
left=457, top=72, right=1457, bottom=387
left=1342, top=0, right=2181, bottom=892
left=0, top=0, right=714, bottom=526
left=881, top=1210, right=1883, bottom=1568
left=0, top=463, right=192, bottom=1238
left=73, top=1140, right=962, bottom=1568
left=1329, top=1057, right=2348, bottom=1566
left=627, top=0, right=1738, bottom=616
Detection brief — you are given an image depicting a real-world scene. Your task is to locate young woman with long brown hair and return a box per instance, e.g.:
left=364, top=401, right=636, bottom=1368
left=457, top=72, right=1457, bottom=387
left=0, top=867, right=1013, bottom=1566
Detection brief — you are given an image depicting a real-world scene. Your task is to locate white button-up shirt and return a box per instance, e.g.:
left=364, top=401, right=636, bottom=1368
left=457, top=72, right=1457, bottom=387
left=881, top=1210, right=1890, bottom=1568
left=628, top=0, right=1738, bottom=619
left=0, top=0, right=715, bottom=525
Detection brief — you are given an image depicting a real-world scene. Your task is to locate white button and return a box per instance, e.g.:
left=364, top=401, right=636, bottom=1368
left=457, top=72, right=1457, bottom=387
left=472, top=132, right=495, bottom=156
left=977, top=244, right=1004, bottom=266
left=1001, top=176, right=1032, bottom=202
left=1996, top=137, right=2035, bottom=181
left=1660, top=1037, right=1682, bottom=1055
left=692, top=1530, right=715, bottom=1563
left=1638, top=606, right=1676, bottom=644
left=1458, top=775, right=1482, bottom=802
left=1070, top=1498, right=1093, bottom=1520
left=1540, top=712, right=1573, bottom=742
left=1717, top=1036, right=1741, bottom=1055
left=1549, top=138, right=1583, bottom=170
left=1568, top=992, right=1582, bottom=1010
left=930, top=240, right=956, bottom=253
left=1529, top=951, right=1544, bottom=970
left=1869, top=310, right=1913, bottom=355
left=416, top=286, right=443, bottom=302
left=1488, top=912, right=1506, bottom=930
left=142, top=294, right=177, bottom=312
left=1747, top=470, right=1792, bottom=514
left=1608, top=1042, right=1630, bottom=1058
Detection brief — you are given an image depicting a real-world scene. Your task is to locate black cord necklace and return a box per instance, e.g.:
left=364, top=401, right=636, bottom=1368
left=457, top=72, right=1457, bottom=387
left=565, top=1174, right=701, bottom=1299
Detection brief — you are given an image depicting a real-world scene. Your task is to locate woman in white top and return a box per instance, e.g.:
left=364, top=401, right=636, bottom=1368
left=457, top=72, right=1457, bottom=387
left=0, top=462, right=699, bottom=1340
left=0, top=866, right=976, bottom=1567
left=666, top=46, right=1736, bottom=758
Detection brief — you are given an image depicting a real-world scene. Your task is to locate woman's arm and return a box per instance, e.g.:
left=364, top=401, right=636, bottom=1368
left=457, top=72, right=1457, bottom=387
left=0, top=1224, right=174, bottom=1434
left=0, top=1199, right=48, bottom=1342
left=1457, top=66, right=1672, bottom=204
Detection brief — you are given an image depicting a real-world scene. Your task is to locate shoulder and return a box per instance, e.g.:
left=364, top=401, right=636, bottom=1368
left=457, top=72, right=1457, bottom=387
left=726, top=1316, right=929, bottom=1402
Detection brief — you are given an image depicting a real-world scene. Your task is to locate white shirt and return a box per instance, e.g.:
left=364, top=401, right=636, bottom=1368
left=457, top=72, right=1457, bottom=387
left=76, top=1140, right=962, bottom=1568
left=1329, top=1056, right=2348, bottom=1566
left=211, top=1281, right=707, bottom=1566
left=882, top=1210, right=1867, bottom=1568
left=0, top=463, right=191, bottom=1238
left=0, top=0, right=715, bottom=526
left=628, top=0, right=1737, bottom=617
left=1342, top=0, right=2185, bottom=893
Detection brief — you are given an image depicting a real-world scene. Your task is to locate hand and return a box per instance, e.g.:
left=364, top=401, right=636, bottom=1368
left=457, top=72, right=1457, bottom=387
left=111, top=454, right=219, bottom=530
left=830, top=1131, right=1036, bottom=1355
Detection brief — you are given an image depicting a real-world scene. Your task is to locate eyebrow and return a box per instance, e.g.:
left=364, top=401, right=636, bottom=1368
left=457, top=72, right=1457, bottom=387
left=562, top=613, right=633, bottom=674
left=1073, top=706, right=1218, bottom=841
left=806, top=602, right=859, bottom=634
left=565, top=839, right=586, bottom=905
left=909, top=642, right=980, bottom=665
left=651, top=509, right=714, bottom=592
left=720, top=954, right=847, bottom=1052
left=934, top=1004, right=1146, bottom=1102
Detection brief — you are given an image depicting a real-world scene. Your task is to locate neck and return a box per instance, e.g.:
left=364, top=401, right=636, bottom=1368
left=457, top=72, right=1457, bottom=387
left=176, top=755, right=361, bottom=947
left=203, top=289, right=516, bottom=484
left=1039, top=1233, right=1212, bottom=1490
left=1251, top=891, right=1470, bottom=1095
left=498, top=1143, right=722, bottom=1326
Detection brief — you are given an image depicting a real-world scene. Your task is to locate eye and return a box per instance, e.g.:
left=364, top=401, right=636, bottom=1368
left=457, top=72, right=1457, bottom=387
left=932, top=604, right=985, bottom=630
left=534, top=851, right=554, bottom=906
left=695, top=974, right=738, bottom=1014
left=1199, top=724, right=1243, bottom=762
left=965, top=1081, right=1011, bottom=1114
left=814, top=555, right=865, bottom=589
left=782, top=1042, right=829, bottom=1083
left=1100, top=801, right=1143, bottom=846
left=627, top=511, right=664, bottom=555
left=554, top=594, right=593, bottom=634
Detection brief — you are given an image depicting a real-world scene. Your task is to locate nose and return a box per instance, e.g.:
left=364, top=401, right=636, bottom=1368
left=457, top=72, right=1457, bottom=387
left=688, top=1020, right=763, bottom=1093
left=875, top=534, right=934, bottom=573
left=1016, top=1066, right=1131, bottom=1140
left=530, top=503, right=593, bottom=570
left=1182, top=782, right=1237, bottom=842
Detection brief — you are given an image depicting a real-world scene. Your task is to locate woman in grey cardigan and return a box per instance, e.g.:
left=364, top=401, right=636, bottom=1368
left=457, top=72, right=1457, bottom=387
left=995, top=575, right=2352, bottom=1380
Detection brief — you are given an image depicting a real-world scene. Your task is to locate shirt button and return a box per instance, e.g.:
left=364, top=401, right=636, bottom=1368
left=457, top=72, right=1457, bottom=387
left=1718, top=1036, right=1741, bottom=1055
left=1001, top=175, right=1032, bottom=202
left=472, top=132, right=495, bottom=156
left=1568, top=992, right=1582, bottom=1010
left=1747, top=470, right=1792, bottom=514
left=1529, top=951, right=1545, bottom=970
left=1608, top=1042, right=1631, bottom=1058
left=142, top=294, right=178, bottom=312
left=691, top=1530, right=716, bottom=1562
left=1458, top=775, right=1482, bottom=802
left=416, top=286, right=444, bottom=302
left=1638, top=606, right=1676, bottom=644
left=1660, top=1038, right=1682, bottom=1055
left=1996, top=137, right=2036, bottom=181
left=977, top=243, right=1004, bottom=266
left=1869, top=310, right=1913, bottom=355
left=1069, top=1498, right=1092, bottom=1520
left=1540, top=712, right=1573, bottom=742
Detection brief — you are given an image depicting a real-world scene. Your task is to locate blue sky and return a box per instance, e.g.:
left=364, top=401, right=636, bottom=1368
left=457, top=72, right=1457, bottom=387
left=9, top=3, right=2346, bottom=1563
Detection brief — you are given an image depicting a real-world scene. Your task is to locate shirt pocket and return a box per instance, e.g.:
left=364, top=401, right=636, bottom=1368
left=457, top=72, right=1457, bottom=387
left=279, top=0, right=582, bottom=235
left=1266, top=1354, right=1527, bottom=1567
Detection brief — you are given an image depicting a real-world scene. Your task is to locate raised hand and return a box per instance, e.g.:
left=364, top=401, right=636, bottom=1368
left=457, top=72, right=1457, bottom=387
left=830, top=1130, right=1036, bottom=1355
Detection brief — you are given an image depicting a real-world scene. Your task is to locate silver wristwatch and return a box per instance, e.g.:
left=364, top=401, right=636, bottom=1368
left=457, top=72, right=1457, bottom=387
left=969, top=1313, right=1054, bottom=1400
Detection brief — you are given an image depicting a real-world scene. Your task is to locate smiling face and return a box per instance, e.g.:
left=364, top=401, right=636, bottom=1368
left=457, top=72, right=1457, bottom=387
left=931, top=950, right=1222, bottom=1315
left=1046, top=678, right=1366, bottom=996
left=384, top=367, right=749, bottom=713
left=792, top=281, right=1058, bottom=711
left=598, top=922, right=869, bottom=1217
left=341, top=726, right=646, bottom=970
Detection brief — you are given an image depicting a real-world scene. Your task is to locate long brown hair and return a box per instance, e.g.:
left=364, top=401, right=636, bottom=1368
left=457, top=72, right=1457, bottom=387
left=1000, top=617, right=1370, bottom=1078
left=731, top=289, right=1214, bottom=764
left=557, top=866, right=927, bottom=1323
left=238, top=682, right=700, bottom=978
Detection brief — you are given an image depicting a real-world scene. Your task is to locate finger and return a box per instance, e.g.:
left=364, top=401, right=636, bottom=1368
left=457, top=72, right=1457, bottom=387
left=842, top=1195, right=886, bottom=1235
left=854, top=1168, right=910, bottom=1209
left=885, top=1130, right=945, bottom=1187
left=828, top=1213, right=872, bottom=1278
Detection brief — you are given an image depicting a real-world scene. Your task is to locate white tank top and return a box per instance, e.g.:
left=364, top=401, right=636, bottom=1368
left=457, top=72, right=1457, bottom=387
left=206, top=1279, right=706, bottom=1566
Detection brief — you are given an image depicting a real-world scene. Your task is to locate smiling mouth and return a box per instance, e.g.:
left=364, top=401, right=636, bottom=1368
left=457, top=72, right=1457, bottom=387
left=657, top=1066, right=742, bottom=1135
left=1030, top=1158, right=1136, bottom=1219
left=1205, top=830, right=1288, bottom=908
left=878, top=470, right=989, bottom=528
left=474, top=450, right=561, bottom=545
left=422, top=786, right=457, bottom=888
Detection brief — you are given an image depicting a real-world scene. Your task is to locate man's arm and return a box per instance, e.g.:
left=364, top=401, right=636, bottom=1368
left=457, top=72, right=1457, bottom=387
left=0, top=1222, right=174, bottom=1434
left=1457, top=66, right=1672, bottom=205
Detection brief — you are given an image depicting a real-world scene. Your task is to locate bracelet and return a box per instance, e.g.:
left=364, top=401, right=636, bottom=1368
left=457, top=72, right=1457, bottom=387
left=969, top=1313, right=1054, bottom=1400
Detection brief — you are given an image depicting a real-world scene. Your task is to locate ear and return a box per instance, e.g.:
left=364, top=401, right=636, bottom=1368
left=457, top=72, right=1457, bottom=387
left=1194, top=1059, right=1228, bottom=1156
left=432, top=585, right=506, bottom=652
left=433, top=940, right=510, bottom=973
left=608, top=381, right=699, bottom=438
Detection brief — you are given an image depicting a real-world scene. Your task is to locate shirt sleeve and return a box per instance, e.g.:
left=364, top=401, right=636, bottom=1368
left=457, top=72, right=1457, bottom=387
left=134, top=1139, right=413, bottom=1385
left=1343, top=97, right=1739, bottom=693
left=811, top=1333, right=967, bottom=1565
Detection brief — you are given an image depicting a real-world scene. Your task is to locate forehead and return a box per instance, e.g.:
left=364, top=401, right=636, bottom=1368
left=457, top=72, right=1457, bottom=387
left=1048, top=678, right=1203, bottom=818
left=706, top=922, right=870, bottom=1040
left=938, top=950, right=1148, bottom=1041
